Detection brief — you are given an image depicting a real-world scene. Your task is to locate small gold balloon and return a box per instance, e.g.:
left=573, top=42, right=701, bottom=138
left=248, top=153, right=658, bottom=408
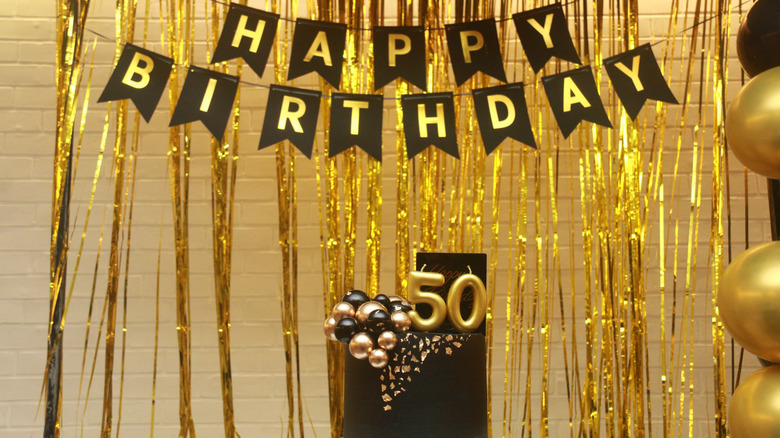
left=323, top=317, right=337, bottom=342
left=729, top=366, right=780, bottom=437
left=726, top=66, right=780, bottom=179
left=391, top=311, right=412, bottom=332
left=377, top=331, right=397, bottom=351
left=718, top=241, right=780, bottom=363
left=331, top=302, right=355, bottom=321
left=387, top=295, right=403, bottom=303
left=348, top=332, right=374, bottom=360
left=368, top=348, right=389, bottom=369
left=355, top=301, right=387, bottom=325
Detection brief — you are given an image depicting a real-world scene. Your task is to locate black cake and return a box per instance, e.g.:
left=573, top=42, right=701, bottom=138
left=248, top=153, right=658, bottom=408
left=342, top=331, right=488, bottom=438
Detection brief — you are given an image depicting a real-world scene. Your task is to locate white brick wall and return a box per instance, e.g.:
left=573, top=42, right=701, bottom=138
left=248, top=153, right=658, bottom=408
left=0, top=0, right=768, bottom=436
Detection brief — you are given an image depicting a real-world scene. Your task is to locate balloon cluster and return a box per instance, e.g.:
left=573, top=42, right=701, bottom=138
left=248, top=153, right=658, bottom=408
left=722, top=2, right=780, bottom=436
left=323, top=289, right=413, bottom=369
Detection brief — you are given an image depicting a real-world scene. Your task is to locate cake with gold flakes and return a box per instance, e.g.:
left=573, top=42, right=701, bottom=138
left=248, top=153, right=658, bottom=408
left=342, top=330, right=487, bottom=438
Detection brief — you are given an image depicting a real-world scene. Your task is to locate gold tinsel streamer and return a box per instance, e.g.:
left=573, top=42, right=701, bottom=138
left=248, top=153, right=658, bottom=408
left=205, top=1, right=242, bottom=436
left=163, top=0, right=197, bottom=435
left=271, top=0, right=305, bottom=435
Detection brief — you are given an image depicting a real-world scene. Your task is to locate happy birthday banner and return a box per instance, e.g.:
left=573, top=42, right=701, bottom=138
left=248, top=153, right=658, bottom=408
left=99, top=2, right=678, bottom=158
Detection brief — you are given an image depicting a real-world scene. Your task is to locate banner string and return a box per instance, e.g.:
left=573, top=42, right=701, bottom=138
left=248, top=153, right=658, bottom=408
left=84, top=0, right=749, bottom=101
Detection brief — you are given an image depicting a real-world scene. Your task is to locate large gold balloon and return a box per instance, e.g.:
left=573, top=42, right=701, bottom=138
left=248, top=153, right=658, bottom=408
left=729, top=366, right=780, bottom=437
left=726, top=66, right=780, bottom=179
left=719, top=241, right=780, bottom=363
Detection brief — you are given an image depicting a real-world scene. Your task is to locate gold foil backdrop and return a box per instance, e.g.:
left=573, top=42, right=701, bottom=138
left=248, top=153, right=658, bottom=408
left=46, top=0, right=755, bottom=436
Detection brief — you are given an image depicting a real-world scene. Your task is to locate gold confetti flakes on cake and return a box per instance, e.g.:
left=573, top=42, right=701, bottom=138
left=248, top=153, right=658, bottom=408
left=377, top=332, right=471, bottom=410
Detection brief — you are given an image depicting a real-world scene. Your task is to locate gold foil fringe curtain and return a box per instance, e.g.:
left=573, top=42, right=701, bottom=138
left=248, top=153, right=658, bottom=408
left=48, top=0, right=744, bottom=436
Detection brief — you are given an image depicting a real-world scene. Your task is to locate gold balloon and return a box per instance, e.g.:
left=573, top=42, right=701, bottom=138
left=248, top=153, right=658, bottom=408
left=407, top=271, right=447, bottom=332
left=355, top=302, right=387, bottom=325
left=323, top=317, right=337, bottom=342
left=729, top=366, right=780, bottom=437
left=719, top=241, right=780, bottom=363
left=446, top=273, right=488, bottom=333
left=332, top=302, right=355, bottom=321
left=726, top=66, right=780, bottom=179
left=377, top=331, right=397, bottom=351
left=348, top=332, right=374, bottom=360
left=387, top=295, right=403, bottom=303
left=368, top=348, right=389, bottom=369
left=391, top=311, right=412, bottom=332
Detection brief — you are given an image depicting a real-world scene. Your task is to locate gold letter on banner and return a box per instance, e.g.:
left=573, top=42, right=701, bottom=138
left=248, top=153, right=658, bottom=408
left=417, top=103, right=446, bottom=138
left=388, top=33, right=411, bottom=67
left=304, top=31, right=333, bottom=67
left=614, top=55, right=644, bottom=91
left=342, top=100, right=369, bottom=135
left=527, top=14, right=554, bottom=48
left=199, top=78, right=218, bottom=112
left=562, top=76, right=591, bottom=112
left=231, top=14, right=266, bottom=53
left=487, top=94, right=516, bottom=129
left=278, top=95, right=306, bottom=133
left=121, top=52, right=154, bottom=89
left=460, top=30, right=484, bottom=63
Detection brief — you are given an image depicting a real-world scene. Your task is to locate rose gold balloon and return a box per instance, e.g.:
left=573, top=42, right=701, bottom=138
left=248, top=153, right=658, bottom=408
left=332, top=302, right=355, bottom=321
left=377, top=331, right=398, bottom=351
left=356, top=302, right=387, bottom=325
left=391, top=311, right=412, bottom=332
left=368, top=348, right=389, bottom=369
left=323, top=317, right=337, bottom=342
left=348, top=332, right=374, bottom=360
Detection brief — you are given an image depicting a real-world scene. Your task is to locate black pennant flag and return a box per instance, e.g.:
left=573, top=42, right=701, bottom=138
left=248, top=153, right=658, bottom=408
left=373, top=26, right=427, bottom=91
left=513, top=3, right=581, bottom=73
left=169, top=66, right=239, bottom=141
left=401, top=93, right=459, bottom=159
left=211, top=4, right=279, bottom=78
left=329, top=93, right=384, bottom=161
left=98, top=44, right=173, bottom=122
left=472, top=83, right=537, bottom=154
left=446, top=19, right=507, bottom=85
left=288, top=19, right=347, bottom=88
left=604, top=44, right=678, bottom=120
left=542, top=66, right=612, bottom=138
left=258, top=85, right=321, bottom=158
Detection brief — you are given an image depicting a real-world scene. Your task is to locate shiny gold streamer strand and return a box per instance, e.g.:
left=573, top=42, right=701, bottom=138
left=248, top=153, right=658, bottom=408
left=205, top=2, right=242, bottom=435
left=364, top=0, right=381, bottom=297
left=163, top=0, right=196, bottom=434
left=48, top=0, right=90, bottom=432
left=710, top=0, right=731, bottom=434
left=393, top=0, right=411, bottom=298
left=99, top=1, right=136, bottom=432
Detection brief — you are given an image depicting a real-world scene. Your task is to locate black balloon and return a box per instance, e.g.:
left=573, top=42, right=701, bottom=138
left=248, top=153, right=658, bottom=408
left=737, top=0, right=780, bottom=77
left=342, top=289, right=370, bottom=309
left=373, top=294, right=392, bottom=309
left=335, top=317, right=359, bottom=344
left=366, top=309, right=391, bottom=335
left=387, top=301, right=412, bottom=314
